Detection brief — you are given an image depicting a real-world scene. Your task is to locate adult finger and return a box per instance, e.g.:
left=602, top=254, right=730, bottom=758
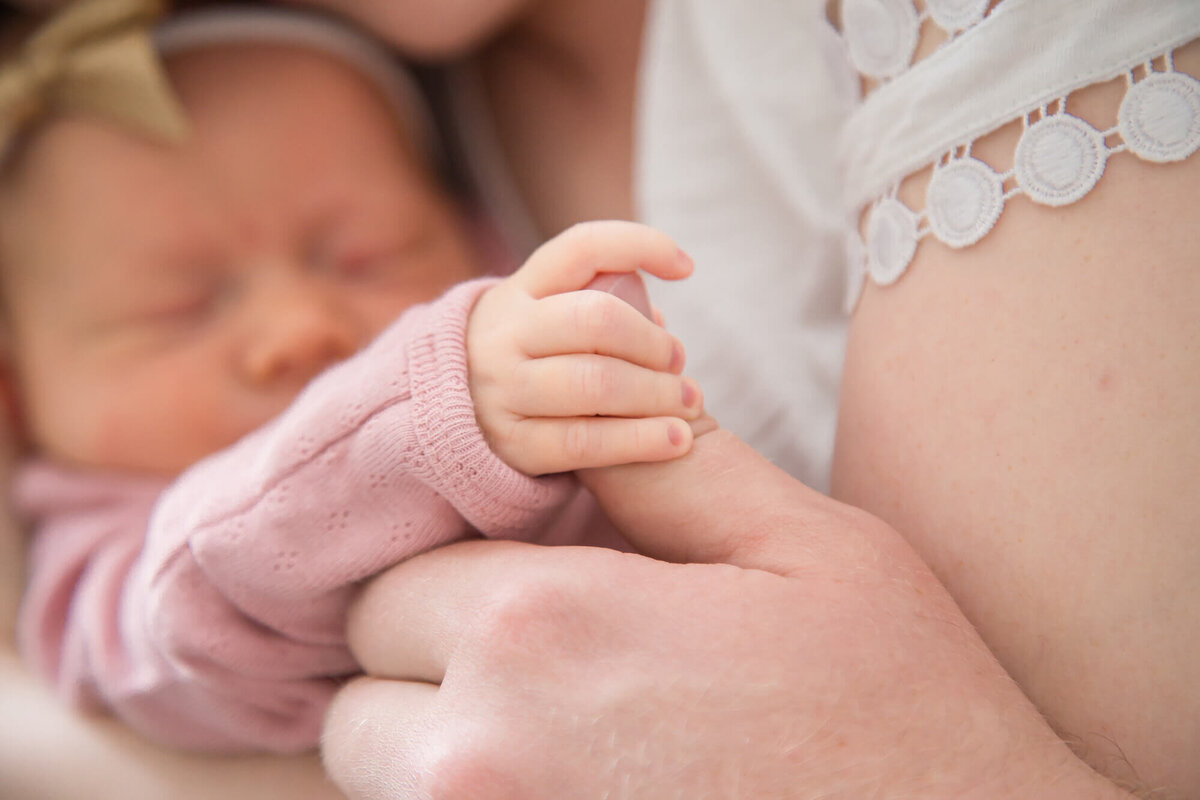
left=510, top=355, right=702, bottom=419
left=513, top=221, right=693, bottom=298
left=322, top=677, right=439, bottom=800
left=345, top=541, right=628, bottom=682
left=582, top=272, right=654, bottom=319
left=517, top=291, right=684, bottom=373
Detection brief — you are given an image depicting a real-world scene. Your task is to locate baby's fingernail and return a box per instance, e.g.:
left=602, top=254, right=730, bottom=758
left=681, top=379, right=699, bottom=408
left=675, top=247, right=694, bottom=274
left=668, top=423, right=685, bottom=447
left=669, top=341, right=685, bottom=372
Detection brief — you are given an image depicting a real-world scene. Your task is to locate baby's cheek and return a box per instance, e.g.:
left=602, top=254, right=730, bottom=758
left=22, top=392, right=138, bottom=472
left=85, top=406, right=155, bottom=469
left=78, top=376, right=246, bottom=474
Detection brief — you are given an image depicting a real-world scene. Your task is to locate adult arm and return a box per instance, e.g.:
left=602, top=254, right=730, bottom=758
left=321, top=428, right=1130, bottom=799
left=833, top=41, right=1200, bottom=797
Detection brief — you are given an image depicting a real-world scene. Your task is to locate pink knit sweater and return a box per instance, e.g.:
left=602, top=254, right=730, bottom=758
left=15, top=278, right=620, bottom=753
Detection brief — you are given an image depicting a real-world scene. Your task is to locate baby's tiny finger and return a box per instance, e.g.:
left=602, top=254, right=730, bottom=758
left=515, top=221, right=692, bottom=298
left=513, top=416, right=694, bottom=474
left=518, top=291, right=684, bottom=372
left=514, top=356, right=703, bottom=419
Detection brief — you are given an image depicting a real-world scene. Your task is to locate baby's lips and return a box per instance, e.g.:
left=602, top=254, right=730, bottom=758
left=584, top=273, right=653, bottom=320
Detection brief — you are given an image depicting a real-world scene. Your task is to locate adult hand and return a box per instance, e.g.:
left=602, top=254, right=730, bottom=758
left=322, top=430, right=1128, bottom=799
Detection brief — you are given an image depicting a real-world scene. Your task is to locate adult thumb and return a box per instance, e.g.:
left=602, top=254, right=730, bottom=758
left=579, top=428, right=903, bottom=578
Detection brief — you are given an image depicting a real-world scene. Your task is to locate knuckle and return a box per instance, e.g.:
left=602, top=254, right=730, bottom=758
left=572, top=359, right=615, bottom=406
left=563, top=418, right=600, bottom=463
left=473, top=576, right=580, bottom=658
left=574, top=291, right=620, bottom=340
left=420, top=738, right=514, bottom=800
left=630, top=419, right=650, bottom=454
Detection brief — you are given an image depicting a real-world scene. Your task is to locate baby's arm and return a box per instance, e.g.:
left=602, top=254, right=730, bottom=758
left=468, top=221, right=702, bottom=476
left=17, top=279, right=591, bottom=754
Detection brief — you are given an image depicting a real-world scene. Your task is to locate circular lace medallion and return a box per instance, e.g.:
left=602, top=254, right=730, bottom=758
left=925, top=157, right=1005, bottom=248
left=1118, top=71, right=1200, bottom=163
left=865, top=198, right=918, bottom=286
left=1013, top=115, right=1107, bottom=206
left=842, top=0, right=920, bottom=80
left=926, top=0, right=989, bottom=31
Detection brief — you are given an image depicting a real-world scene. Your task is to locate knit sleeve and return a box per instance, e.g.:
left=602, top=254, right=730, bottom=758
left=17, top=277, right=590, bottom=753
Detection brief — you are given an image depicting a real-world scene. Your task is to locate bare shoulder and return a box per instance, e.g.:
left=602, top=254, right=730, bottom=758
left=833, top=41, right=1200, bottom=798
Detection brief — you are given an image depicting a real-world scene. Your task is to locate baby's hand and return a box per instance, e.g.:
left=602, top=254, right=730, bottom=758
left=467, top=221, right=702, bottom=476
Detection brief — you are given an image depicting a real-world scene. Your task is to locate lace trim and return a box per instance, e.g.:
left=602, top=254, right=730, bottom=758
left=839, top=0, right=1200, bottom=308
left=846, top=53, right=1200, bottom=301
left=841, top=0, right=995, bottom=82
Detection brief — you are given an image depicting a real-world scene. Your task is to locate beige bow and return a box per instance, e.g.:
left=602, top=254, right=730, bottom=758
left=0, top=0, right=188, bottom=157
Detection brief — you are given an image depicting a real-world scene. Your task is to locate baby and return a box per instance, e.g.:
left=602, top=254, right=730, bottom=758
left=3, top=1, right=701, bottom=752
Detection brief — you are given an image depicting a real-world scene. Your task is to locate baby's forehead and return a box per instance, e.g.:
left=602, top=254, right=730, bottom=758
left=0, top=6, right=448, bottom=281
left=4, top=37, right=430, bottom=207
left=0, top=5, right=436, bottom=187
left=162, top=43, right=401, bottom=133
left=0, top=50, right=412, bottom=270
left=152, top=6, right=435, bottom=161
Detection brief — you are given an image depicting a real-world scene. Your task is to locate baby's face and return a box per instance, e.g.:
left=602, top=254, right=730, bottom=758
left=0, top=44, right=480, bottom=475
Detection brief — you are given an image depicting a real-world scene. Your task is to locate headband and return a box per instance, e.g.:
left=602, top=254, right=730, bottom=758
left=0, top=0, right=187, bottom=157
left=0, top=0, right=435, bottom=164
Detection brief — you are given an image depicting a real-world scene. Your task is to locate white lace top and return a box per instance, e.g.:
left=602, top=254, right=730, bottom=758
left=636, top=0, right=1200, bottom=488
left=842, top=0, right=1200, bottom=303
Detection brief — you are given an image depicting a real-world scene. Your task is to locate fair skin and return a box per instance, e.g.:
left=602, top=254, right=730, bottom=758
left=0, top=44, right=481, bottom=474
left=469, top=224, right=702, bottom=474
left=3, top=0, right=655, bottom=792
left=834, top=38, right=1200, bottom=795
left=304, top=3, right=1193, bottom=799
left=0, top=34, right=698, bottom=798
left=8, top=2, right=1189, bottom=799
left=280, top=0, right=646, bottom=232
left=0, top=45, right=697, bottom=476
left=325, top=432, right=1128, bottom=800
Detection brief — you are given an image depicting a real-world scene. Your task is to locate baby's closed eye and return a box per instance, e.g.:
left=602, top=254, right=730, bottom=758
left=309, top=218, right=440, bottom=287
left=101, top=261, right=233, bottom=345
left=134, top=285, right=224, bottom=329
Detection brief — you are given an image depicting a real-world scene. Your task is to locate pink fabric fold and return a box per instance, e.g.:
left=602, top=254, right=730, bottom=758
left=16, top=278, right=619, bottom=753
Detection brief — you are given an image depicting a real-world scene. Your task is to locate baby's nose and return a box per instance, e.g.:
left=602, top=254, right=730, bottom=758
left=242, top=284, right=360, bottom=387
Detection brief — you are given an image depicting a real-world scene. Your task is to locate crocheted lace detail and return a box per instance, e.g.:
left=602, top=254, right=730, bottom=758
left=842, top=0, right=993, bottom=81
left=839, top=0, right=1200, bottom=305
